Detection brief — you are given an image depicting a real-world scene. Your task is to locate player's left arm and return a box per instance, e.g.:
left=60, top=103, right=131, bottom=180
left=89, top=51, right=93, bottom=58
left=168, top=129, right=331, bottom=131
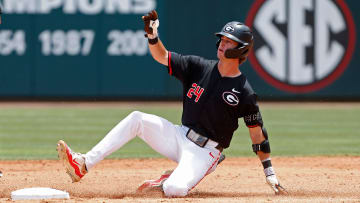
left=248, top=125, right=287, bottom=195
left=241, top=94, right=287, bottom=195
left=248, top=126, right=269, bottom=161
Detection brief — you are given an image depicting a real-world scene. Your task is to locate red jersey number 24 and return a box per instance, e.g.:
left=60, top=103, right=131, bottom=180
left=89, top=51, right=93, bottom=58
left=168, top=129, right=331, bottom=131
left=187, top=83, right=204, bottom=103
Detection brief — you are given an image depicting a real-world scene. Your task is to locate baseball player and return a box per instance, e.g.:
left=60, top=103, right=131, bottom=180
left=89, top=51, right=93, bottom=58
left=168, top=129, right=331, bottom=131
left=57, top=10, right=286, bottom=197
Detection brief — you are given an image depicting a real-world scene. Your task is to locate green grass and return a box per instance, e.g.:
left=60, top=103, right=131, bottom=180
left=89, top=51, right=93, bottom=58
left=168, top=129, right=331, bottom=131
left=0, top=103, right=359, bottom=160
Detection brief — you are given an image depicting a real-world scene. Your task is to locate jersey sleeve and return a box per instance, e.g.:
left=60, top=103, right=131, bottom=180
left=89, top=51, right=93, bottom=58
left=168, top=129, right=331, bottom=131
left=242, top=94, right=264, bottom=128
left=167, top=51, right=202, bottom=83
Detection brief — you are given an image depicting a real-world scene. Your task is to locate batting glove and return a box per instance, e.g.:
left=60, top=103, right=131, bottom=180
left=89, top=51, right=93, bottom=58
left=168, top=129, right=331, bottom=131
left=142, top=10, right=159, bottom=39
left=266, top=174, right=287, bottom=195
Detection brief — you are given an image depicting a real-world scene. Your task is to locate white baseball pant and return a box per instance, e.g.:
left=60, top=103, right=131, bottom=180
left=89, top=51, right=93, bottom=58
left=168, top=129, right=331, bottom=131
left=84, top=111, right=221, bottom=197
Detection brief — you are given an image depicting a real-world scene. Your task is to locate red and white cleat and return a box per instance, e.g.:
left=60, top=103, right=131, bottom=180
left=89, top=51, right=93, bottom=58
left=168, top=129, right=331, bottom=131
left=137, top=170, right=172, bottom=193
left=57, top=140, right=87, bottom=182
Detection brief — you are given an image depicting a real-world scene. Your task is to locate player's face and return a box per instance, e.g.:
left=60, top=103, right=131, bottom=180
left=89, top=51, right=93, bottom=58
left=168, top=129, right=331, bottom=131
left=217, top=36, right=238, bottom=60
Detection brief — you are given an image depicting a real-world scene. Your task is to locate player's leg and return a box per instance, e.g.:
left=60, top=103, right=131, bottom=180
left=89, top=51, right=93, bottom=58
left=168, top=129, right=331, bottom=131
left=162, top=138, right=222, bottom=197
left=136, top=152, right=226, bottom=193
left=85, top=111, right=181, bottom=170
left=58, top=111, right=182, bottom=182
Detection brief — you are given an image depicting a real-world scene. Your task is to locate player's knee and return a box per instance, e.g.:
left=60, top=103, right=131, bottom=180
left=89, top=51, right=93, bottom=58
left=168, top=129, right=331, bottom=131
left=128, top=111, right=143, bottom=122
left=163, top=182, right=189, bottom=197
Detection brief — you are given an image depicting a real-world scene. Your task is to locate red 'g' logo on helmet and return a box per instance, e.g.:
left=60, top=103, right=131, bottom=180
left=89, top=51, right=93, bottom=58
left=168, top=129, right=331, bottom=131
left=246, top=0, right=356, bottom=93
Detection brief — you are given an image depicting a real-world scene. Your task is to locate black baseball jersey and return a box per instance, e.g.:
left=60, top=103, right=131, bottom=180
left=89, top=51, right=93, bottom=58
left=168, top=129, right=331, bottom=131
left=167, top=52, right=263, bottom=148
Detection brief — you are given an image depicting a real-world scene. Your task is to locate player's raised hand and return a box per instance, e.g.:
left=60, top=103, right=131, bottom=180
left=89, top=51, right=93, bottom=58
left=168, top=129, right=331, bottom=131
left=266, top=174, right=288, bottom=195
left=142, top=10, right=159, bottom=38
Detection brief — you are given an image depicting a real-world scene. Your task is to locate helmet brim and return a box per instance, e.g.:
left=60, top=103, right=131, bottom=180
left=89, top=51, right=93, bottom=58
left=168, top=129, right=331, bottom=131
left=215, top=32, right=248, bottom=45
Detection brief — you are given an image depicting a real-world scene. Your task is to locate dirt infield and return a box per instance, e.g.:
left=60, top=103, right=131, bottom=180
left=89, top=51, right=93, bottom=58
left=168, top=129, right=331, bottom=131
left=0, top=157, right=359, bottom=202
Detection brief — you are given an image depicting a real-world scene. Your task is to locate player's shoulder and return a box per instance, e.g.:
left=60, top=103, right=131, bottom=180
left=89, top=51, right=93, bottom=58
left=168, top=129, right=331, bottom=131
left=237, top=75, right=254, bottom=93
left=238, top=75, right=257, bottom=100
left=244, top=79, right=256, bottom=95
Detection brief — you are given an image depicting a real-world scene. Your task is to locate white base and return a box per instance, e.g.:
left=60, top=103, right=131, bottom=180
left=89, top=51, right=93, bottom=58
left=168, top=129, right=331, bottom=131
left=11, top=187, right=70, bottom=200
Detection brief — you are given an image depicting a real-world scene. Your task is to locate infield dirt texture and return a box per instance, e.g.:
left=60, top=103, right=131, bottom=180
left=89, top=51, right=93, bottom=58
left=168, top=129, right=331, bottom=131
left=0, top=102, right=359, bottom=202
left=0, top=157, right=360, bottom=202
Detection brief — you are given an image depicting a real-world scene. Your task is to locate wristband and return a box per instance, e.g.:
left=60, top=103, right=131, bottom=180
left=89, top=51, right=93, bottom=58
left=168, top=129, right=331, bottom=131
left=261, top=158, right=272, bottom=169
left=264, top=166, right=275, bottom=177
left=148, top=37, right=159, bottom=45
left=262, top=158, right=275, bottom=177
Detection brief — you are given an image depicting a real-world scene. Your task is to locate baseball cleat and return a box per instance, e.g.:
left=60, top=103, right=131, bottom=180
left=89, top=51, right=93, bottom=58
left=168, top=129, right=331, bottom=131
left=57, top=140, right=87, bottom=182
left=218, top=153, right=226, bottom=164
left=136, top=170, right=172, bottom=193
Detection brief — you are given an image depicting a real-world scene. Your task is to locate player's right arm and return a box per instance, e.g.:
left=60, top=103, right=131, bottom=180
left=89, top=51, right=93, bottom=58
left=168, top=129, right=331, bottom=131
left=142, top=10, right=169, bottom=66
left=148, top=38, right=168, bottom=66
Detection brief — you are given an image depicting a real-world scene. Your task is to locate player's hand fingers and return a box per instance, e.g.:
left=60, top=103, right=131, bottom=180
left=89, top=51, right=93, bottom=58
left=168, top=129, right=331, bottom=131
left=142, top=15, right=152, bottom=35
left=147, top=11, right=153, bottom=18
left=149, top=11, right=154, bottom=18
left=275, top=184, right=288, bottom=195
left=142, top=10, right=159, bottom=36
left=151, top=10, right=158, bottom=20
left=142, top=15, right=150, bottom=21
left=146, top=10, right=157, bottom=20
left=266, top=174, right=288, bottom=195
left=270, top=184, right=279, bottom=193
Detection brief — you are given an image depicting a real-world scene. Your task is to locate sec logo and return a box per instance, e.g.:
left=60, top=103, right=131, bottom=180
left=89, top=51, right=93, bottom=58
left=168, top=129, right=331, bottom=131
left=246, top=0, right=356, bottom=93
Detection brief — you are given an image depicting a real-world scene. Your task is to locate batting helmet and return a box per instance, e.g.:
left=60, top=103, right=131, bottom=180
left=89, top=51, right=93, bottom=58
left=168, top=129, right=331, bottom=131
left=215, top=21, right=254, bottom=59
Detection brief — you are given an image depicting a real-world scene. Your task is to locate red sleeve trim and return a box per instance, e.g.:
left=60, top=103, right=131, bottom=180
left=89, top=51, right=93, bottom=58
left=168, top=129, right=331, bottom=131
left=168, top=51, right=173, bottom=75
left=247, top=124, right=259, bottom=128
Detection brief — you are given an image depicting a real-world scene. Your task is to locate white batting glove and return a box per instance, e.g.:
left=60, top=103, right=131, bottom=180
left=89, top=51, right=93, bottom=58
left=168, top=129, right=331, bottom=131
left=148, top=19, right=159, bottom=38
left=266, top=174, right=287, bottom=195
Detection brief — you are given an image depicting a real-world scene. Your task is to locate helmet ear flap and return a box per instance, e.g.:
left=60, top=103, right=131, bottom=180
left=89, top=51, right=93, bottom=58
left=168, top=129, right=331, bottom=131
left=224, top=46, right=250, bottom=59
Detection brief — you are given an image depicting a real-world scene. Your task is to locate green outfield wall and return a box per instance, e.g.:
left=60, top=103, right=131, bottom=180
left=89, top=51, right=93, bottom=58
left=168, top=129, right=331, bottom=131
left=0, top=0, right=358, bottom=100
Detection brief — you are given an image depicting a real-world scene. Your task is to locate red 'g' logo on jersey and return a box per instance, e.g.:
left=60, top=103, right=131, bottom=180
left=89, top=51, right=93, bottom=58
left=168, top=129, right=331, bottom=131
left=246, top=0, right=356, bottom=93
